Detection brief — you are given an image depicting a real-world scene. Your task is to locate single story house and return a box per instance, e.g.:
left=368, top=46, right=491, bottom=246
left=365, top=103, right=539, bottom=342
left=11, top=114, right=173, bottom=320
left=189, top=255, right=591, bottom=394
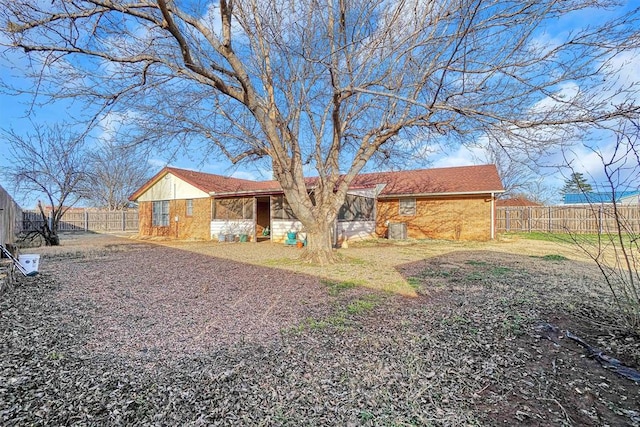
left=129, top=164, right=504, bottom=243
left=563, top=191, right=640, bottom=206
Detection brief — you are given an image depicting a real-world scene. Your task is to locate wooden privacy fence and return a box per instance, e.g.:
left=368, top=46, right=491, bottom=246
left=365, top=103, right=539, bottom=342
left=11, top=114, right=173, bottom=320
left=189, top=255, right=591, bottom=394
left=0, top=185, right=22, bottom=245
left=23, top=209, right=139, bottom=233
left=497, top=205, right=640, bottom=234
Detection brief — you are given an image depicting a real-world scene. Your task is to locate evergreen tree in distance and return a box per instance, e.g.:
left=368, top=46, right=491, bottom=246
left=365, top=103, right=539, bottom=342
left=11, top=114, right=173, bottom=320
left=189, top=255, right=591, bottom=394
left=561, top=172, right=594, bottom=194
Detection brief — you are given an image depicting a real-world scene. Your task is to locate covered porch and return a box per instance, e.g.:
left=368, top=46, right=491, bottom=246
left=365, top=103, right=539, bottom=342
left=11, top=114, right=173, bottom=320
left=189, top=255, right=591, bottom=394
left=209, top=191, right=377, bottom=244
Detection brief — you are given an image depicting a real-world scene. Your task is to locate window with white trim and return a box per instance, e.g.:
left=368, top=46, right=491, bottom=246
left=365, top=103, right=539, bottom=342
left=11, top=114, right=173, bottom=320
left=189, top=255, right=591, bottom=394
left=186, top=199, right=193, bottom=217
left=399, top=198, right=416, bottom=216
left=152, top=200, right=170, bottom=226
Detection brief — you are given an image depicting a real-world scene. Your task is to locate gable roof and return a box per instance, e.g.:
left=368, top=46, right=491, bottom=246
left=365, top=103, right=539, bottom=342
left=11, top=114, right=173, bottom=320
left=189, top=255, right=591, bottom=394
left=165, top=167, right=277, bottom=194
left=129, top=166, right=279, bottom=201
left=130, top=164, right=504, bottom=201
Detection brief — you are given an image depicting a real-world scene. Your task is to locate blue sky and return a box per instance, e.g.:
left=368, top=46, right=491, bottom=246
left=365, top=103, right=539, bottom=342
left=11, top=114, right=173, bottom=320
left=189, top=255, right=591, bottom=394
left=1, top=1, right=638, bottom=208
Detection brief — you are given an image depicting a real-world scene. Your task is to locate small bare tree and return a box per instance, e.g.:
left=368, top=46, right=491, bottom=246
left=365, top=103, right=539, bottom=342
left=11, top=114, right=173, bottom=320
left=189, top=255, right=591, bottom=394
left=476, top=140, right=554, bottom=202
left=80, top=141, right=153, bottom=210
left=1, top=124, right=88, bottom=246
left=1, top=1, right=639, bottom=263
left=564, top=119, right=640, bottom=332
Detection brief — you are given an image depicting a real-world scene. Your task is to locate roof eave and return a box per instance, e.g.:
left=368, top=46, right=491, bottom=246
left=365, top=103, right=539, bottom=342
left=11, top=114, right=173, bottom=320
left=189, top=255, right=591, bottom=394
left=211, top=188, right=505, bottom=199
left=378, top=189, right=505, bottom=199
left=210, top=188, right=283, bottom=197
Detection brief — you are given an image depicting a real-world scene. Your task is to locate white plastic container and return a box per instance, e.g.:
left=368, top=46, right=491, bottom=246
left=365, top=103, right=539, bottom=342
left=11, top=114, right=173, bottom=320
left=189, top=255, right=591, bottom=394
left=18, top=254, right=40, bottom=276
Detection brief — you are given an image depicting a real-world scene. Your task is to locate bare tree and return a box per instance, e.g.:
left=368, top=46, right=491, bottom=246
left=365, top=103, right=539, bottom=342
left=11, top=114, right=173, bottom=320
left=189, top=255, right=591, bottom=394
left=479, top=142, right=559, bottom=204
left=1, top=124, right=88, bottom=246
left=563, top=119, right=640, bottom=332
left=1, top=1, right=639, bottom=263
left=520, top=179, right=559, bottom=205
left=80, top=141, right=153, bottom=210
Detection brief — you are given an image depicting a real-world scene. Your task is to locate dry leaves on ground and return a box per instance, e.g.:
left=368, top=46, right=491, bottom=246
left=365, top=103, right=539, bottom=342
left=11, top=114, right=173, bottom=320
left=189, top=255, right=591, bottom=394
left=1, top=235, right=639, bottom=426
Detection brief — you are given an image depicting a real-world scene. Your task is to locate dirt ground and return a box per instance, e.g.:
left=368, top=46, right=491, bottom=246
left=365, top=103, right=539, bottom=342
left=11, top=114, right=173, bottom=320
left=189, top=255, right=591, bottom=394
left=145, top=232, right=596, bottom=295
left=1, top=233, right=639, bottom=425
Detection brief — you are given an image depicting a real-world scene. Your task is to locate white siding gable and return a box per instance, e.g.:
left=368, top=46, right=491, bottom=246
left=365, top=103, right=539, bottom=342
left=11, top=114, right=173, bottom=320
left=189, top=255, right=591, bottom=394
left=136, top=173, right=209, bottom=201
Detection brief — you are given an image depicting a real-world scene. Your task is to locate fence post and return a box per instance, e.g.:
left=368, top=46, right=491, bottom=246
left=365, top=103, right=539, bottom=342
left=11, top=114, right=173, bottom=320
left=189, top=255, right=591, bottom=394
left=528, top=206, right=532, bottom=232
left=505, top=209, right=510, bottom=232
left=122, top=210, right=126, bottom=231
left=548, top=206, right=552, bottom=232
left=84, top=209, right=89, bottom=232
left=598, top=206, right=603, bottom=235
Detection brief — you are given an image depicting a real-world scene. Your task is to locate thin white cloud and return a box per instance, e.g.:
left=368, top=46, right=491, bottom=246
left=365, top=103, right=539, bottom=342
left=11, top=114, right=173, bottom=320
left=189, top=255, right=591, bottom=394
left=559, top=133, right=637, bottom=191
left=530, top=82, right=580, bottom=113
left=148, top=158, right=168, bottom=169
left=597, top=49, right=640, bottom=106
left=229, top=170, right=258, bottom=180
left=95, top=110, right=139, bottom=145
left=431, top=144, right=485, bottom=168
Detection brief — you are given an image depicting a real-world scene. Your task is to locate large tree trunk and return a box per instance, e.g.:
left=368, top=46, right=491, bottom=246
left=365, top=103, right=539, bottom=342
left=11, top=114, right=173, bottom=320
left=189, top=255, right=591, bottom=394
left=298, top=217, right=336, bottom=266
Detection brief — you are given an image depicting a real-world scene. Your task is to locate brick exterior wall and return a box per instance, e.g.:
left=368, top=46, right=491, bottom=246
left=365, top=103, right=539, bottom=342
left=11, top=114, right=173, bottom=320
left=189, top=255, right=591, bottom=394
left=138, top=198, right=211, bottom=240
left=376, top=195, right=493, bottom=241
left=137, top=194, right=494, bottom=241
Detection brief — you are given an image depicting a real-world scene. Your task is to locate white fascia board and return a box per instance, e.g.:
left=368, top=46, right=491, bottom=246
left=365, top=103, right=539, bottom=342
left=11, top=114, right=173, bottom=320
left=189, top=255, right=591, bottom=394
left=209, top=189, right=280, bottom=197
left=377, top=190, right=505, bottom=199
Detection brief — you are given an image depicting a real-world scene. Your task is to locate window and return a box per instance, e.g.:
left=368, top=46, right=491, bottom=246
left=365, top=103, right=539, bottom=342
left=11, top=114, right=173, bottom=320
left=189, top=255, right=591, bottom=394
left=399, top=198, right=416, bottom=216
left=338, top=194, right=375, bottom=221
left=186, top=199, right=193, bottom=217
left=213, top=198, right=254, bottom=220
left=152, top=200, right=170, bottom=226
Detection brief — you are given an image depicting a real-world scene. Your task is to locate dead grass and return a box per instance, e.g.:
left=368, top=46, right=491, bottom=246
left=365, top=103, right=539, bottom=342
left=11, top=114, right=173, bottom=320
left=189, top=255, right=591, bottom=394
left=154, top=233, right=590, bottom=296
left=3, top=232, right=639, bottom=425
left=21, top=232, right=592, bottom=296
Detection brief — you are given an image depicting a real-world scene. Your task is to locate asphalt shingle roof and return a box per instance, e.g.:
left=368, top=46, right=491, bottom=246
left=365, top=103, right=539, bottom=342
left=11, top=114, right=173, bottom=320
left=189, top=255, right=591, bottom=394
left=130, top=164, right=504, bottom=200
left=350, top=164, right=504, bottom=196
left=164, top=167, right=278, bottom=194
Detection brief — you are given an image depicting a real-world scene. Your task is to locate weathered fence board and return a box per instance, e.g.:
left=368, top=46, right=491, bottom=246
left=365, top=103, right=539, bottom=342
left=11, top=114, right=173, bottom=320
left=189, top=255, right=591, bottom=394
left=23, top=209, right=139, bottom=233
left=497, top=205, right=640, bottom=234
left=0, top=185, right=22, bottom=245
